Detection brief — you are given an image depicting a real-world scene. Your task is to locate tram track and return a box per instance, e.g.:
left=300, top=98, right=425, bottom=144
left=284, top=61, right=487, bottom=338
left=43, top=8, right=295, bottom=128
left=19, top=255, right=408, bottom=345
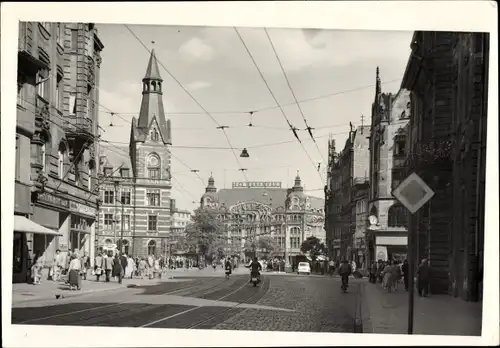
left=15, top=276, right=232, bottom=325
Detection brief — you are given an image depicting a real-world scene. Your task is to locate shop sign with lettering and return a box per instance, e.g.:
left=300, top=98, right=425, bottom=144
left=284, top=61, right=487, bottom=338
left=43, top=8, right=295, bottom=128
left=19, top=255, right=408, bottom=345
left=70, top=201, right=97, bottom=217
left=37, top=192, right=70, bottom=210
left=232, top=181, right=282, bottom=188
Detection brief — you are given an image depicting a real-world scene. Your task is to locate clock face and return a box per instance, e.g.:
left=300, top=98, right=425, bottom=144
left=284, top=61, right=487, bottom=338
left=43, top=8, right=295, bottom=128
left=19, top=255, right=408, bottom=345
left=148, top=155, right=159, bottom=167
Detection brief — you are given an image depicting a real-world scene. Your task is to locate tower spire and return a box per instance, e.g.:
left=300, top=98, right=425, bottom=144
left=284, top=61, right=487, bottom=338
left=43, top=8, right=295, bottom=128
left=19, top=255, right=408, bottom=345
left=132, top=47, right=171, bottom=145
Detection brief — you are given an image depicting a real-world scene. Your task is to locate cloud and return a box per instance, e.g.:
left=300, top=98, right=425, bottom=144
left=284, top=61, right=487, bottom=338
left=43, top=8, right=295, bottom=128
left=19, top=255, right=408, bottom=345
left=178, top=37, right=214, bottom=62
left=186, top=80, right=212, bottom=91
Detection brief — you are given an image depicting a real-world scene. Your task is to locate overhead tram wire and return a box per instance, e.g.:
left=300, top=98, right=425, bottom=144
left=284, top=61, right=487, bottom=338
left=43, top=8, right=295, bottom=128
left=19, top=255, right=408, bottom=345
left=19, top=96, right=202, bottom=205
left=233, top=27, right=324, bottom=184
left=103, top=79, right=401, bottom=117
left=264, top=28, right=326, bottom=165
left=123, top=24, right=249, bottom=183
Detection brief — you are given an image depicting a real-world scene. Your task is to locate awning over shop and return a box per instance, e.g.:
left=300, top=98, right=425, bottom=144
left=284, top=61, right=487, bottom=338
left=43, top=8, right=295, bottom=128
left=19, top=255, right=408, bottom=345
left=14, top=215, right=62, bottom=236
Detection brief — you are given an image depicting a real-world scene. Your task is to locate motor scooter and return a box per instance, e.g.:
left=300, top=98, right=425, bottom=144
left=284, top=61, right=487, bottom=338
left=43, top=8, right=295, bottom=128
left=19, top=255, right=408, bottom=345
left=250, top=271, right=260, bottom=287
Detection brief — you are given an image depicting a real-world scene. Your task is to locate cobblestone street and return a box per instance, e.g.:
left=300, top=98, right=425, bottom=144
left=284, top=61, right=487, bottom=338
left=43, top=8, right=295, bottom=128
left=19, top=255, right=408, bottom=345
left=12, top=272, right=360, bottom=332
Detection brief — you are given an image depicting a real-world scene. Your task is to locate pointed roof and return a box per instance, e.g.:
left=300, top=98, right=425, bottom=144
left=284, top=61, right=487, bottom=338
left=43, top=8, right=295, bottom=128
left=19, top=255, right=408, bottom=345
left=143, top=49, right=163, bottom=82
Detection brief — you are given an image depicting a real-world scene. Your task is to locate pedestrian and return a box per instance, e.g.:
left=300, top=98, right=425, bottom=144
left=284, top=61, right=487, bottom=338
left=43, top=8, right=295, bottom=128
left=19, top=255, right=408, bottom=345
left=52, top=249, right=63, bottom=282
left=147, top=254, right=155, bottom=279
left=104, top=252, right=113, bottom=282
left=401, top=259, right=409, bottom=291
left=417, top=259, right=430, bottom=297
left=112, top=254, right=123, bottom=284
left=94, top=252, right=104, bottom=282
left=126, top=255, right=135, bottom=279
left=31, top=253, right=43, bottom=285
left=154, top=257, right=160, bottom=278
left=68, top=254, right=82, bottom=290
left=382, top=262, right=393, bottom=292
left=369, top=261, right=377, bottom=283
left=138, top=258, right=147, bottom=279
left=81, top=252, right=90, bottom=280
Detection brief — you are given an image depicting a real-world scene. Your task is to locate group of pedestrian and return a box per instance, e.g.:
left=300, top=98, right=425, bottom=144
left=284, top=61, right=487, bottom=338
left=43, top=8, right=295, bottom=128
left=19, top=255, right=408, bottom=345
left=368, top=258, right=431, bottom=296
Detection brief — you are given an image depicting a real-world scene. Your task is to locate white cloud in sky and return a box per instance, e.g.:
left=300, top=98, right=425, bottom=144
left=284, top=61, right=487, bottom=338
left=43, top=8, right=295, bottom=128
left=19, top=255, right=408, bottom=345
left=186, top=80, right=212, bottom=91
left=96, top=24, right=413, bottom=212
left=178, top=37, right=215, bottom=62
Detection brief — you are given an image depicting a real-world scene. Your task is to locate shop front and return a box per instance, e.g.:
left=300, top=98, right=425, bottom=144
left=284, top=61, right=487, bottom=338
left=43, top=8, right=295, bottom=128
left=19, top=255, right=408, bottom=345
left=13, top=214, right=63, bottom=283
left=372, top=235, right=408, bottom=263
left=68, top=200, right=96, bottom=264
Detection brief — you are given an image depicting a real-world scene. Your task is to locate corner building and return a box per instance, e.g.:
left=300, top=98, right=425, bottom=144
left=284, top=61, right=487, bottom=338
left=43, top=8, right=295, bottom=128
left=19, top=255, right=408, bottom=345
left=97, top=49, right=173, bottom=258
left=366, top=68, right=411, bottom=266
left=14, top=22, right=103, bottom=283
left=199, top=175, right=325, bottom=264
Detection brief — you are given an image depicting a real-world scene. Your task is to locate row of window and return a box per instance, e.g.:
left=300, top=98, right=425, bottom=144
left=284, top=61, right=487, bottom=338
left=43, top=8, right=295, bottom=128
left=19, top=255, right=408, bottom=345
left=103, top=214, right=159, bottom=232
left=103, top=189, right=161, bottom=206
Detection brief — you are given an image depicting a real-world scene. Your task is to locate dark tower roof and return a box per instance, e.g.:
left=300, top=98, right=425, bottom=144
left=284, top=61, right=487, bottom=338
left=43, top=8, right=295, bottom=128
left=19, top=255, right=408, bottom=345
left=205, top=174, right=217, bottom=193
left=131, top=48, right=172, bottom=145
left=143, top=49, right=163, bottom=82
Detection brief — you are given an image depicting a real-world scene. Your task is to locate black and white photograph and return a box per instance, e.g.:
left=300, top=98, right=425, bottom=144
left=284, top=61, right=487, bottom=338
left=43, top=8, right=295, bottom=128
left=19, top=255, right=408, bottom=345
left=1, top=2, right=498, bottom=347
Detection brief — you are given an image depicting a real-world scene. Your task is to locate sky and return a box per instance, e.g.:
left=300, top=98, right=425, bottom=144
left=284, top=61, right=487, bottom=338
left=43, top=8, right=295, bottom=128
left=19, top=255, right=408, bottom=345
left=95, top=24, right=413, bottom=212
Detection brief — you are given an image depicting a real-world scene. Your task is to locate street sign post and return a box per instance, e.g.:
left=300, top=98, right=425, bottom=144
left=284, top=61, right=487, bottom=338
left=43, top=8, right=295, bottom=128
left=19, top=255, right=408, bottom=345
left=392, top=172, right=435, bottom=335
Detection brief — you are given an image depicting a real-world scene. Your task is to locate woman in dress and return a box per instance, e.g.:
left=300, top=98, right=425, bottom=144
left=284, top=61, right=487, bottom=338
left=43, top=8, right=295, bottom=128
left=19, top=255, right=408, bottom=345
left=112, top=254, right=123, bottom=282
left=31, top=253, right=44, bottom=285
left=125, top=255, right=135, bottom=279
left=382, top=261, right=394, bottom=292
left=68, top=254, right=82, bottom=290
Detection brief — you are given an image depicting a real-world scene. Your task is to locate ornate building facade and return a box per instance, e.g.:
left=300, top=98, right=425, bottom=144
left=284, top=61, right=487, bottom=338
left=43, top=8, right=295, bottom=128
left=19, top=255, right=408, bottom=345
left=401, top=31, right=488, bottom=301
left=97, top=49, right=173, bottom=258
left=199, top=175, right=325, bottom=264
left=325, top=125, right=370, bottom=265
left=365, top=68, right=411, bottom=266
left=14, top=22, right=103, bottom=282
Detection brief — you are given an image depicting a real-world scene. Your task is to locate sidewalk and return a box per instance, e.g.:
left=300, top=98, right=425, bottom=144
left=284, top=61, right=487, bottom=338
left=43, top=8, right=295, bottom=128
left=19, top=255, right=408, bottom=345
left=11, top=273, right=179, bottom=305
left=361, top=281, right=483, bottom=336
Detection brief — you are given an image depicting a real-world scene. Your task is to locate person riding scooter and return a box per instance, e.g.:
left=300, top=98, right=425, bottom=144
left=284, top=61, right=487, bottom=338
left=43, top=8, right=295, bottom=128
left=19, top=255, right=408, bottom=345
left=338, top=259, right=352, bottom=291
left=224, top=259, right=232, bottom=279
left=246, top=257, right=262, bottom=283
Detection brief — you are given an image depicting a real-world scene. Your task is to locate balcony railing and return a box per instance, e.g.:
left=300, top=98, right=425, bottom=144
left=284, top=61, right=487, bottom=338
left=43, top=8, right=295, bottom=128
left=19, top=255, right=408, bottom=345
left=63, top=115, right=93, bottom=139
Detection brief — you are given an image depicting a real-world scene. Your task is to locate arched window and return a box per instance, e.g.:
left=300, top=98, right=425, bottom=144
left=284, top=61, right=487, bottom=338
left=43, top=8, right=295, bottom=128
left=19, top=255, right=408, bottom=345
left=147, top=153, right=161, bottom=180
left=121, top=240, right=129, bottom=255
left=158, top=81, right=162, bottom=92
left=148, top=240, right=156, bottom=256
left=104, top=238, right=113, bottom=244
left=370, top=205, right=378, bottom=217
left=151, top=81, right=157, bottom=91
left=388, top=204, right=408, bottom=227
left=58, top=150, right=64, bottom=179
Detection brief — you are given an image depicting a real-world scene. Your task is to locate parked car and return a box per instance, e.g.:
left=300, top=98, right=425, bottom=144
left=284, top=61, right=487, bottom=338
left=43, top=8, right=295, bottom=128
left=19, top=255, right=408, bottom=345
left=297, top=262, right=311, bottom=275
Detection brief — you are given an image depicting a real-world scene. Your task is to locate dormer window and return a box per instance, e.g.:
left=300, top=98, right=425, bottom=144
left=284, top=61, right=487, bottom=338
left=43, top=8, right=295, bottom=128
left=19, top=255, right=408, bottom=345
left=104, top=167, right=113, bottom=177
left=120, top=168, right=129, bottom=178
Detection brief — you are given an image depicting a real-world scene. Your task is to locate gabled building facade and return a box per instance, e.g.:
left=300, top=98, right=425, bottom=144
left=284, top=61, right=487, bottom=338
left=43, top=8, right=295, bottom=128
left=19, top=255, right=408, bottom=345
left=97, top=49, right=173, bottom=258
left=366, top=68, right=411, bottom=266
left=325, top=125, right=370, bottom=264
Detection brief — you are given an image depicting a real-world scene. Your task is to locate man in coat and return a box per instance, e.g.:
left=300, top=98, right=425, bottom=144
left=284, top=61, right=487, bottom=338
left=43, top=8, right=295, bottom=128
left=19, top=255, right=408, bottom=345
left=120, top=252, right=128, bottom=283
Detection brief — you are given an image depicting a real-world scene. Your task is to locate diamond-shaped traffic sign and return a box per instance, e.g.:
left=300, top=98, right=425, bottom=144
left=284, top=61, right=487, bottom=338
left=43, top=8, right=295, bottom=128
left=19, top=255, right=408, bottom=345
left=392, top=172, right=435, bottom=214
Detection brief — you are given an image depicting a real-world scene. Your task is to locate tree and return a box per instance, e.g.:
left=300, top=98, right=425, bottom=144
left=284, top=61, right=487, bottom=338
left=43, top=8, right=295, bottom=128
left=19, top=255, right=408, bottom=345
left=243, top=236, right=278, bottom=260
left=185, top=208, right=225, bottom=264
left=300, top=236, right=326, bottom=261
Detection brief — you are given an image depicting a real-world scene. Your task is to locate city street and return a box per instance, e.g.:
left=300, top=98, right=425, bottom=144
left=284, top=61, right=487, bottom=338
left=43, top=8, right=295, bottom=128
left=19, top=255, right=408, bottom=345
left=12, top=270, right=361, bottom=332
